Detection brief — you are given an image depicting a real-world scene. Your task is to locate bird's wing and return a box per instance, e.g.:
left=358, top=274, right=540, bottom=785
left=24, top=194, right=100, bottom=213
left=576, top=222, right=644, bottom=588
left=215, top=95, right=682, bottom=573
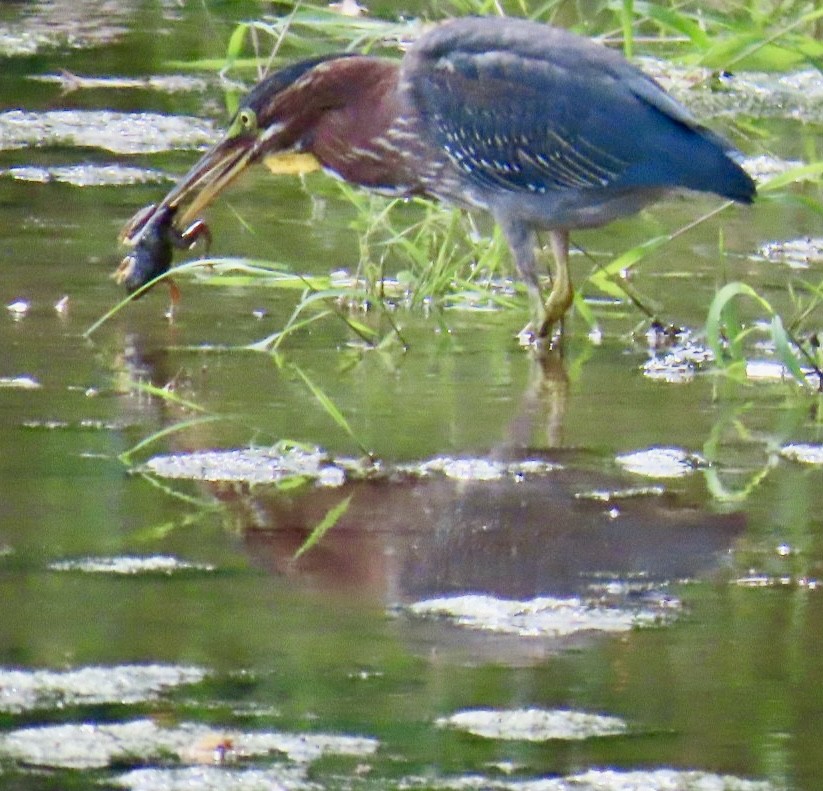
left=403, top=19, right=707, bottom=197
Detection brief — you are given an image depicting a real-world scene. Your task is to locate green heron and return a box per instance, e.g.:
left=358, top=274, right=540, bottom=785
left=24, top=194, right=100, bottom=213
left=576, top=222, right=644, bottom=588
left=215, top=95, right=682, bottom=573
left=121, top=16, right=756, bottom=340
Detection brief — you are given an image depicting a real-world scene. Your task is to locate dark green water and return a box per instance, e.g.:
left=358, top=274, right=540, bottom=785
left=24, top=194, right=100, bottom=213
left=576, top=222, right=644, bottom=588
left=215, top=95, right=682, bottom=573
left=0, top=2, right=822, bottom=790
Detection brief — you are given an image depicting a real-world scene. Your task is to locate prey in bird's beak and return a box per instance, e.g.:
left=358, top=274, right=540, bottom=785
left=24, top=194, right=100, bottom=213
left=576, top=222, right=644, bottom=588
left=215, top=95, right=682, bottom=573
left=114, top=205, right=211, bottom=303
left=116, top=120, right=261, bottom=297
left=117, top=53, right=341, bottom=295
left=120, top=131, right=258, bottom=247
left=118, top=109, right=320, bottom=297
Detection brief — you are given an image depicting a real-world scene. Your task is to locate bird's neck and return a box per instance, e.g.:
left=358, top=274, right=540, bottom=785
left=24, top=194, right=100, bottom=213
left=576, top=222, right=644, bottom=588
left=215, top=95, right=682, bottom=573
left=305, top=57, right=430, bottom=195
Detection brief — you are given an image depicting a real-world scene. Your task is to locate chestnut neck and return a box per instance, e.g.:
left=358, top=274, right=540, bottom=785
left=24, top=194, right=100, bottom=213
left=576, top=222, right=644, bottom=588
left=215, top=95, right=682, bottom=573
left=266, top=56, right=427, bottom=194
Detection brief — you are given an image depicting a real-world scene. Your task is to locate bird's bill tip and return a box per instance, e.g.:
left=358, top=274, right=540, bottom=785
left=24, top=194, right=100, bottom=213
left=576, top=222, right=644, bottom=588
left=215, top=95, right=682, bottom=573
left=120, top=134, right=256, bottom=243
left=169, top=135, right=257, bottom=227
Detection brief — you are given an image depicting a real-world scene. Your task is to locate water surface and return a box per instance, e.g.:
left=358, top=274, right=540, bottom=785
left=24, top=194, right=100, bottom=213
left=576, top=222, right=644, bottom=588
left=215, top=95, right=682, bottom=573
left=0, top=2, right=822, bottom=790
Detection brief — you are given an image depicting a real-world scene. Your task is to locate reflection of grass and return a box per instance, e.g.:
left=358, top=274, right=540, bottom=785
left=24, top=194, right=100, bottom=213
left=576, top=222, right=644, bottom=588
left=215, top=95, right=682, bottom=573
left=292, top=494, right=352, bottom=561
left=113, top=349, right=372, bottom=471
left=284, top=361, right=372, bottom=457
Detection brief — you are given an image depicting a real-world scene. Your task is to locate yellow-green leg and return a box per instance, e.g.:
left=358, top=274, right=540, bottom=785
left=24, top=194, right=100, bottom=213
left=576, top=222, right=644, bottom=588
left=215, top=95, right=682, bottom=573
left=498, top=217, right=574, bottom=346
left=537, top=229, right=573, bottom=339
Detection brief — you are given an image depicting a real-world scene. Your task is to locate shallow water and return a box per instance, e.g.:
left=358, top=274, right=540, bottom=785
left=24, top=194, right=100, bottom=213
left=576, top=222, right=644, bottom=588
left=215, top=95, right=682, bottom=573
left=0, top=2, right=822, bottom=790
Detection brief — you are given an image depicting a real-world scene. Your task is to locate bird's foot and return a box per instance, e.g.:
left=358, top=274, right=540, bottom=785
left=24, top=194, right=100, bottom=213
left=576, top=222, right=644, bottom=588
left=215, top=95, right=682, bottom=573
left=517, top=324, right=540, bottom=349
left=517, top=320, right=562, bottom=352
left=515, top=280, right=573, bottom=349
left=518, top=276, right=571, bottom=350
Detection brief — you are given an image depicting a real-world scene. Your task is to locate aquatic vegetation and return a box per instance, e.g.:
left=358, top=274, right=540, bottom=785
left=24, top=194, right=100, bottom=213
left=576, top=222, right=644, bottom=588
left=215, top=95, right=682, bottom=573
left=705, top=281, right=822, bottom=390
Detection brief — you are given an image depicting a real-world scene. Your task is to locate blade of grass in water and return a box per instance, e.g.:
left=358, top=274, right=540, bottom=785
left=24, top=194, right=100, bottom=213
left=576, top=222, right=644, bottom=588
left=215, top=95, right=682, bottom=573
left=705, top=281, right=773, bottom=363
left=119, top=415, right=228, bottom=465
left=287, top=363, right=371, bottom=457
left=758, top=162, right=823, bottom=193
left=85, top=257, right=300, bottom=338
left=705, top=282, right=822, bottom=390
left=770, top=314, right=808, bottom=386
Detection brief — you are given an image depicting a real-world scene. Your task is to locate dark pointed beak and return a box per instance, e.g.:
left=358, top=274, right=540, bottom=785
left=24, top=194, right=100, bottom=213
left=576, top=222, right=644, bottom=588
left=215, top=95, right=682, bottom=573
left=121, top=133, right=257, bottom=243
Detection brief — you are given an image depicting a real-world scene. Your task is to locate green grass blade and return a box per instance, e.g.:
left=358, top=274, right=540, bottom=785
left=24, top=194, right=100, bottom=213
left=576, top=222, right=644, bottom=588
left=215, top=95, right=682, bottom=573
left=705, top=281, right=774, bottom=363
left=289, top=364, right=370, bottom=456
left=84, top=273, right=169, bottom=338
left=129, top=380, right=210, bottom=413
left=226, top=22, right=249, bottom=61
left=639, top=3, right=711, bottom=48
left=770, top=314, right=808, bottom=387
left=759, top=161, right=823, bottom=193
left=620, top=0, right=634, bottom=58
left=587, top=235, right=669, bottom=298
left=118, top=415, right=227, bottom=465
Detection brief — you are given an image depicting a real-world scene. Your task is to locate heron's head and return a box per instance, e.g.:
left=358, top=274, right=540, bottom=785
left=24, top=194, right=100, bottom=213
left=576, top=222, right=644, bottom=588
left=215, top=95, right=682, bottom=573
left=123, top=55, right=361, bottom=240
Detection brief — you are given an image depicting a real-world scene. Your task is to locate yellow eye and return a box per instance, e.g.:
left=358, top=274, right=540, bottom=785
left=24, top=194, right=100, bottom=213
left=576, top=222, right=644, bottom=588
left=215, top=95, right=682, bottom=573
left=229, top=108, right=258, bottom=138
left=239, top=108, right=257, bottom=131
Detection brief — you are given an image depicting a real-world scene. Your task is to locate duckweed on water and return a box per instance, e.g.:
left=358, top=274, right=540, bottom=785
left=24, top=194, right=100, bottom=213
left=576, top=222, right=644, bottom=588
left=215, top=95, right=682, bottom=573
left=0, top=110, right=218, bottom=154
left=615, top=447, right=704, bottom=478
left=0, top=718, right=377, bottom=770
left=1, top=164, right=170, bottom=186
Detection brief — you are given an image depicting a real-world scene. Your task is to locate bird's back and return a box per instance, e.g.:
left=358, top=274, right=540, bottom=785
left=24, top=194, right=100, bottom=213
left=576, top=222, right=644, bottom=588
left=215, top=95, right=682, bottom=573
left=400, top=17, right=755, bottom=227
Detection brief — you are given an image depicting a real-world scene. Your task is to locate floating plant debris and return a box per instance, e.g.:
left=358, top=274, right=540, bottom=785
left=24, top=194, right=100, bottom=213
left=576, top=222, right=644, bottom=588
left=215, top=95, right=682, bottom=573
left=781, top=444, right=823, bottom=465
left=49, top=555, right=215, bottom=575
left=615, top=447, right=703, bottom=478
left=436, top=708, right=627, bottom=741
left=758, top=237, right=823, bottom=270
left=0, top=718, right=377, bottom=770
left=0, top=375, right=40, bottom=389
left=1, top=164, right=170, bottom=186
left=142, top=446, right=562, bottom=486
left=31, top=71, right=208, bottom=94
left=407, top=593, right=674, bottom=637
left=0, top=110, right=218, bottom=155
left=0, top=665, right=207, bottom=714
